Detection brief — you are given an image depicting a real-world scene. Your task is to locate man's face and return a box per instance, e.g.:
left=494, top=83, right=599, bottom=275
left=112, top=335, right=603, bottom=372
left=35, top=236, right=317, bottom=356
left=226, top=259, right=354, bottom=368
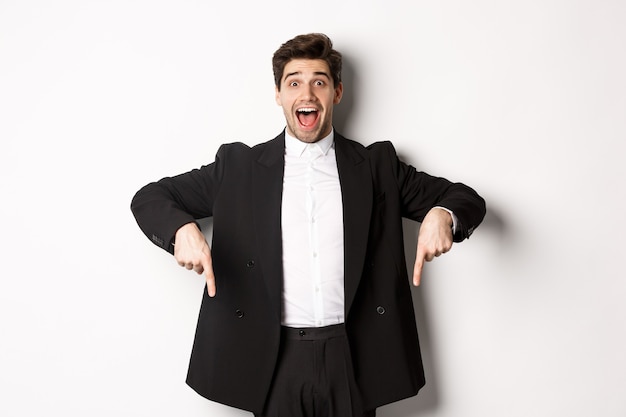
left=275, top=59, right=343, bottom=143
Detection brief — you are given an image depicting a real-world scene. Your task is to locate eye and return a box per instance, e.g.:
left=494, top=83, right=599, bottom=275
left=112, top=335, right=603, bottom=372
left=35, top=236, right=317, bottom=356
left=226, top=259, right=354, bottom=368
left=314, top=80, right=325, bottom=86
left=289, top=81, right=299, bottom=87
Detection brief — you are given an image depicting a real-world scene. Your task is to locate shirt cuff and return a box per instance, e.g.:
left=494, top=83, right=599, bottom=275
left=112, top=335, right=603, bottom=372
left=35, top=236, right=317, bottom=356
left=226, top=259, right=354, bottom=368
left=433, top=206, right=458, bottom=234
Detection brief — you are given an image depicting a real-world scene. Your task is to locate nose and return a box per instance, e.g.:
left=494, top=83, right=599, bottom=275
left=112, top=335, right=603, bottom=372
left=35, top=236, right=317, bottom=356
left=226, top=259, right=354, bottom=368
left=301, top=84, right=316, bottom=101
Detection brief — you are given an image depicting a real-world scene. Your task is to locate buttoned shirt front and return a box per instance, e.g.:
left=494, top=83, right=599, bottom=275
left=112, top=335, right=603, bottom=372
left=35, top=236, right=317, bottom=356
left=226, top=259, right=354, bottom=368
left=281, top=131, right=345, bottom=327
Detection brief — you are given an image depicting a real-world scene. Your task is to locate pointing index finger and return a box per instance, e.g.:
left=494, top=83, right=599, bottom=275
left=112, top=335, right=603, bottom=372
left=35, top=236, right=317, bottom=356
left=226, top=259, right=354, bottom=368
left=203, top=255, right=216, bottom=297
left=413, top=248, right=425, bottom=287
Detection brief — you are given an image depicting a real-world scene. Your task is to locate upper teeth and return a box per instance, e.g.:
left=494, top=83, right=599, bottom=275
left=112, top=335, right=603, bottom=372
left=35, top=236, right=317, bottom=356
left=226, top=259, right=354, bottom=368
left=298, top=108, right=317, bottom=113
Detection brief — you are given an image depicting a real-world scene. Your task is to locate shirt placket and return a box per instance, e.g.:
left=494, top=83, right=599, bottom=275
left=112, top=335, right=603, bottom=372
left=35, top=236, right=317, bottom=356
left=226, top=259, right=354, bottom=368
left=306, top=146, right=324, bottom=327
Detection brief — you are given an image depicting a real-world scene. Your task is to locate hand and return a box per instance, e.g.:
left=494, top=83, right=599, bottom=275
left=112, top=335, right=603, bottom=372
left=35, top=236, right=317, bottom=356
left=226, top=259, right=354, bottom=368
left=413, top=208, right=454, bottom=286
left=174, top=222, right=216, bottom=297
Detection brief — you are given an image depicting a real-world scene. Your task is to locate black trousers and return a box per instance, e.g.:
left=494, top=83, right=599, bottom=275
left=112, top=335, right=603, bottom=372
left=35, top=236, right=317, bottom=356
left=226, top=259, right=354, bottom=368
left=255, top=324, right=376, bottom=417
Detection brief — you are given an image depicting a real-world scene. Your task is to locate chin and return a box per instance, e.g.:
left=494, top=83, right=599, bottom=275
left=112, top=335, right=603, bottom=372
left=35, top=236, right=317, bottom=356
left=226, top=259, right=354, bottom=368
left=305, top=131, right=327, bottom=142
left=289, top=127, right=318, bottom=143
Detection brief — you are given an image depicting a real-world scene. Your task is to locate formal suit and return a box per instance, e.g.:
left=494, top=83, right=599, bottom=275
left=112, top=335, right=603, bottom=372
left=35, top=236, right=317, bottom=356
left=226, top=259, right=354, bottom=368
left=130, top=131, right=486, bottom=414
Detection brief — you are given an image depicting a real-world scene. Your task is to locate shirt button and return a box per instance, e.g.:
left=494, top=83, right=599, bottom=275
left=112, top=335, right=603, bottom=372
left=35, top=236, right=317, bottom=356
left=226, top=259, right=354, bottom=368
left=246, top=260, right=255, bottom=268
left=235, top=309, right=244, bottom=318
left=376, top=306, right=386, bottom=315
left=299, top=330, right=306, bottom=337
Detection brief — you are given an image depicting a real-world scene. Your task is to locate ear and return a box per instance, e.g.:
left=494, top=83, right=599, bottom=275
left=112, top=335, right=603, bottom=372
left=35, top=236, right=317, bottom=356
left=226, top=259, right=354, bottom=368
left=275, top=86, right=282, bottom=106
left=333, top=82, right=343, bottom=104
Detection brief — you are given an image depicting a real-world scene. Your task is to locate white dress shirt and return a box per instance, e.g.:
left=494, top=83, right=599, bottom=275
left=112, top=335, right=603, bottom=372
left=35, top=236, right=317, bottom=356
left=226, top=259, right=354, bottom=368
left=280, top=131, right=458, bottom=327
left=281, top=131, right=345, bottom=327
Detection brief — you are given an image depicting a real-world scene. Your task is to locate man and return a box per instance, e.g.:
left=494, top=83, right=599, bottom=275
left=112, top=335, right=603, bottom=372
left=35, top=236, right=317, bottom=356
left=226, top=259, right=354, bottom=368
left=131, top=33, right=486, bottom=417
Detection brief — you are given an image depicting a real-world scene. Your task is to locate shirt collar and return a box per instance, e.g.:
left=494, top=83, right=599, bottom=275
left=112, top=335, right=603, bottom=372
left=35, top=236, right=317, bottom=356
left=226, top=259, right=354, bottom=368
left=284, top=129, right=335, bottom=157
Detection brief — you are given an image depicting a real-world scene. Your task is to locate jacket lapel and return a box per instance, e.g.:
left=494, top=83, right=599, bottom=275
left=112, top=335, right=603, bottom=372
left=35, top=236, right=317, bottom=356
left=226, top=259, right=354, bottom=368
left=252, top=133, right=285, bottom=323
left=335, top=134, right=373, bottom=317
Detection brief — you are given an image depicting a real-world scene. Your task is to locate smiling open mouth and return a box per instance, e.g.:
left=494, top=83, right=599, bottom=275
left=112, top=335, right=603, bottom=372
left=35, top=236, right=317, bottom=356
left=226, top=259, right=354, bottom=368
left=296, top=108, right=319, bottom=128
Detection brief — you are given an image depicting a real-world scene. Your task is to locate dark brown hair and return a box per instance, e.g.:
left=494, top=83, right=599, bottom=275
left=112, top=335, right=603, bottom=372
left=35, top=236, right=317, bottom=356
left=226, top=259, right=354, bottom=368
left=272, top=33, right=342, bottom=90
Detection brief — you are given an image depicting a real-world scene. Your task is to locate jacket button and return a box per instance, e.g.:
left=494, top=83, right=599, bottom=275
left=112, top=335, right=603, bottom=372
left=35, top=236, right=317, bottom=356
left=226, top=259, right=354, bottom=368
left=246, top=260, right=255, bottom=268
left=235, top=309, right=244, bottom=318
left=299, top=330, right=306, bottom=336
left=151, top=234, right=164, bottom=247
left=376, top=306, right=386, bottom=315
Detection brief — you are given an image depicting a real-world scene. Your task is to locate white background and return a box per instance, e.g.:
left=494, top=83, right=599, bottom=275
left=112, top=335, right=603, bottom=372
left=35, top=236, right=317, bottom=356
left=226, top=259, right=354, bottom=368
left=1, top=1, right=625, bottom=416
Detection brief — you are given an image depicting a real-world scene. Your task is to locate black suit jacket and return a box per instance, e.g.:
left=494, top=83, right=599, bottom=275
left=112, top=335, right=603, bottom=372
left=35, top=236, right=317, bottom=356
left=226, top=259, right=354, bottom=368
left=131, top=131, right=486, bottom=413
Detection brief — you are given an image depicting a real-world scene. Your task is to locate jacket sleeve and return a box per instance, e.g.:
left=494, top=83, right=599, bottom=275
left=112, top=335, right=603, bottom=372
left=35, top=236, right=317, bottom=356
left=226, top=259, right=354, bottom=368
left=130, top=144, right=228, bottom=254
left=382, top=141, right=486, bottom=242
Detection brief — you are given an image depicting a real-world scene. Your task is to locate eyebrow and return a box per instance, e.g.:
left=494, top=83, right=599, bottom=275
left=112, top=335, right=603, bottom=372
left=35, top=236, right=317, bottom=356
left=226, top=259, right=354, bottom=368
left=283, top=71, right=331, bottom=81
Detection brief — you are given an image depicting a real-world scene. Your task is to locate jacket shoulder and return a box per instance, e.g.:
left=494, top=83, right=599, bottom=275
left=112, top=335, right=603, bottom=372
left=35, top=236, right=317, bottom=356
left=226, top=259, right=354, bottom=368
left=215, top=134, right=283, bottom=161
left=336, top=135, right=396, bottom=154
left=364, top=140, right=397, bottom=157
